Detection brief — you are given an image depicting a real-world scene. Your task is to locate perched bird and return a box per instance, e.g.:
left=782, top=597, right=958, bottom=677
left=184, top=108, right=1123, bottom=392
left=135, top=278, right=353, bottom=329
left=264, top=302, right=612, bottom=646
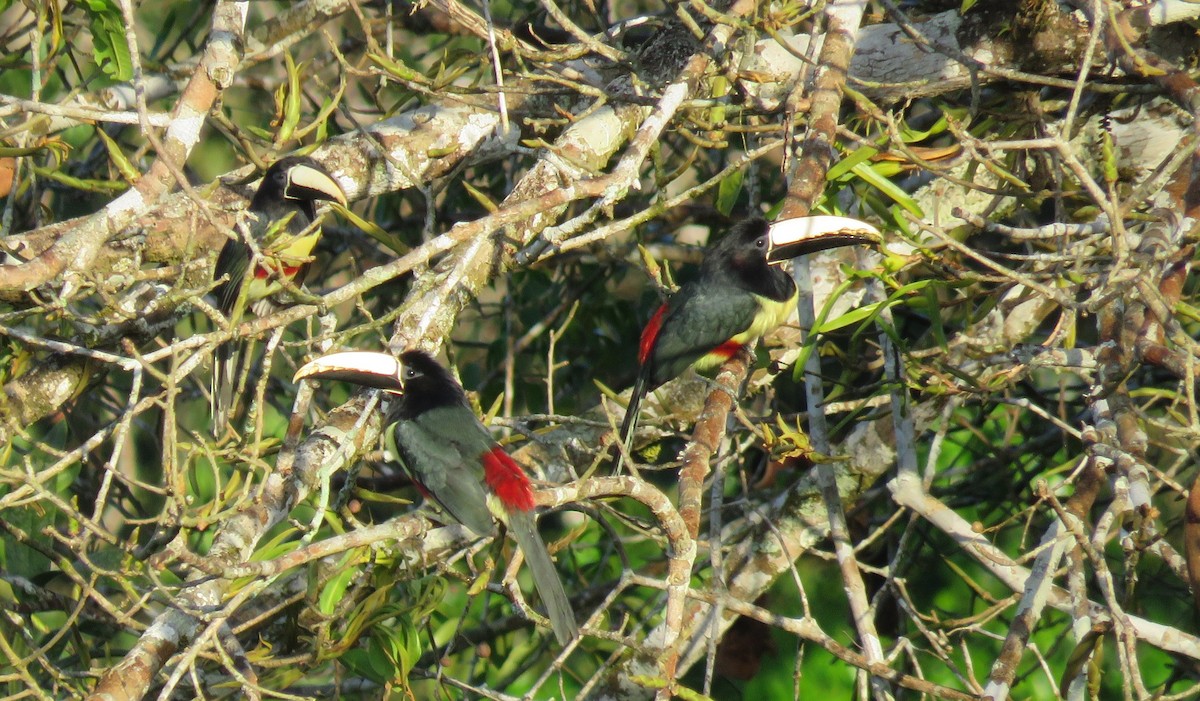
left=211, top=156, right=346, bottom=433
left=294, top=349, right=578, bottom=645
left=618, top=215, right=881, bottom=463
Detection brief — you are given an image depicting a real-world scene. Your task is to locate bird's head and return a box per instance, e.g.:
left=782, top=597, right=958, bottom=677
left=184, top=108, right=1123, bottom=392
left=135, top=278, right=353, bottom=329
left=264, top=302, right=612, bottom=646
left=253, top=156, right=348, bottom=210
left=295, top=349, right=466, bottom=418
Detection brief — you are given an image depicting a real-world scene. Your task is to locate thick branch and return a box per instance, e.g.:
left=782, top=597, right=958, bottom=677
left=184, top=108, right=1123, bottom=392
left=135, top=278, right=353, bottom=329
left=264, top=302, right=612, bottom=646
left=0, top=1, right=249, bottom=294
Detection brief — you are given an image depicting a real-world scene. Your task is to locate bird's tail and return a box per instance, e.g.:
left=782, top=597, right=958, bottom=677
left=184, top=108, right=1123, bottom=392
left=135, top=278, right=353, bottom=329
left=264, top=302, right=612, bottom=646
left=616, top=369, right=649, bottom=472
left=507, top=510, right=577, bottom=645
left=211, top=342, right=239, bottom=437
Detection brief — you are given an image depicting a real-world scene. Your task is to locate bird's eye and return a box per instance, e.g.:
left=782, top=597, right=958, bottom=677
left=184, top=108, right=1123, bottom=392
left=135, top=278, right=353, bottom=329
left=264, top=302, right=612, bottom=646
left=404, top=368, right=419, bottom=380
left=756, top=236, right=767, bottom=248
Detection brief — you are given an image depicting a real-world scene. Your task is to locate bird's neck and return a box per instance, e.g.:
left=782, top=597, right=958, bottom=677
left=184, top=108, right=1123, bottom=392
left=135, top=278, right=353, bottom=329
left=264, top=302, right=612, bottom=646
left=723, top=264, right=796, bottom=303
left=394, top=384, right=469, bottom=421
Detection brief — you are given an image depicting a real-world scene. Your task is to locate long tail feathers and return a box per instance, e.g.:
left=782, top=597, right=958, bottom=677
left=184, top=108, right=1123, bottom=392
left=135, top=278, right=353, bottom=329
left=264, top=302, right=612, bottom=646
left=616, top=369, right=649, bottom=472
left=508, top=510, right=577, bottom=645
left=211, top=343, right=239, bottom=436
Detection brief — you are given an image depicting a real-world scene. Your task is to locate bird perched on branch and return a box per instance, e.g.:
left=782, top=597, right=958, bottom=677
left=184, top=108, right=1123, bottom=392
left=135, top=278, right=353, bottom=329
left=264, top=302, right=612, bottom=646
left=294, top=349, right=578, bottom=645
left=618, top=215, right=881, bottom=466
left=211, top=156, right=346, bottom=434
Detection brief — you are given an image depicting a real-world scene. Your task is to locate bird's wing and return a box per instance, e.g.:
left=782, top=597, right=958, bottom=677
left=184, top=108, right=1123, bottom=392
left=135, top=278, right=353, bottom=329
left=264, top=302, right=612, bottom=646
left=393, top=408, right=497, bottom=536
left=213, top=235, right=251, bottom=320
left=649, top=287, right=760, bottom=384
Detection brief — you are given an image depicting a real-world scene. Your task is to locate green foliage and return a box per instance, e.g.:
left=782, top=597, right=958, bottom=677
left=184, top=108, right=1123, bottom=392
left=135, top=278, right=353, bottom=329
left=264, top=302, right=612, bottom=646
left=81, top=0, right=133, bottom=81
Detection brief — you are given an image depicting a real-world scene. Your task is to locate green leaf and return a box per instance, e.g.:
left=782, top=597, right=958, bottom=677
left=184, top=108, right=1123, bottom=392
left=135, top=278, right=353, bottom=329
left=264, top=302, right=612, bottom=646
left=898, top=112, right=950, bottom=142
left=95, top=128, right=139, bottom=184
left=794, top=276, right=934, bottom=381
left=409, top=576, right=447, bottom=618
left=396, top=622, right=422, bottom=681
left=827, top=145, right=877, bottom=182
left=5, top=508, right=53, bottom=578
left=244, top=125, right=274, bottom=141
left=482, top=391, right=503, bottom=426
left=337, top=586, right=392, bottom=650
left=327, top=203, right=409, bottom=256
left=461, top=180, right=498, bottom=213
left=353, top=487, right=412, bottom=506
left=318, top=562, right=357, bottom=615
left=812, top=299, right=885, bottom=335
left=359, top=623, right=421, bottom=685
left=368, top=630, right=402, bottom=680
left=1101, top=125, right=1118, bottom=185
left=367, top=52, right=428, bottom=84
left=250, top=526, right=302, bottom=562
left=340, top=649, right=387, bottom=684
left=466, top=558, right=494, bottom=596
left=851, top=162, right=924, bottom=218
left=83, top=0, right=133, bottom=81
left=295, top=78, right=347, bottom=141
left=637, top=244, right=666, bottom=291
left=715, top=168, right=744, bottom=216
left=275, top=52, right=302, bottom=146
left=32, top=165, right=127, bottom=194
left=0, top=144, right=65, bottom=158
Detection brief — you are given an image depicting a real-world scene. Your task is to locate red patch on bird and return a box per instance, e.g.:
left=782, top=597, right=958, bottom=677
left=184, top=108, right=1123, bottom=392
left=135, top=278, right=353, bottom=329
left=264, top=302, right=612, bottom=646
left=639, top=303, right=669, bottom=365
left=711, top=340, right=742, bottom=360
left=254, top=263, right=303, bottom=280
left=481, top=446, right=535, bottom=512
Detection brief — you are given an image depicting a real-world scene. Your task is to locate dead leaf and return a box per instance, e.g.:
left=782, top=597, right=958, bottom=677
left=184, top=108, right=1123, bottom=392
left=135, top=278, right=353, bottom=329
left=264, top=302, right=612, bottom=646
left=0, top=157, right=14, bottom=198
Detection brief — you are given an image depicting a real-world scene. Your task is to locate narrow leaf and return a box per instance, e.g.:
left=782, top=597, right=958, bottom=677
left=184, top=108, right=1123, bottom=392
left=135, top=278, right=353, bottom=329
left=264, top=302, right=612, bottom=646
left=318, top=565, right=357, bottom=615
left=715, top=168, right=744, bottom=216
left=95, top=128, right=139, bottom=184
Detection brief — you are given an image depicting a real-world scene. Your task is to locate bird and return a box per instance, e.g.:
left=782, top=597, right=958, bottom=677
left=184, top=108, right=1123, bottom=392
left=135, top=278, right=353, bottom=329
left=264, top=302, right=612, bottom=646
left=211, top=156, right=346, bottom=434
left=294, top=348, right=579, bottom=645
left=618, top=215, right=881, bottom=465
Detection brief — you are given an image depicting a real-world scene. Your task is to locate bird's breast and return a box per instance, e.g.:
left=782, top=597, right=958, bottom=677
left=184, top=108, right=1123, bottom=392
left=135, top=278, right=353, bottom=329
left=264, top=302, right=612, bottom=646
left=251, top=229, right=321, bottom=281
left=743, top=292, right=798, bottom=341
left=266, top=229, right=321, bottom=263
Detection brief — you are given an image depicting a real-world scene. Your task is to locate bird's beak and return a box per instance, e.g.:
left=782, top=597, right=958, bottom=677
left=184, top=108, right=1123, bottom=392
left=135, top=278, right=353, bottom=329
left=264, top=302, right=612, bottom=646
left=286, top=164, right=348, bottom=206
left=294, top=351, right=405, bottom=393
left=766, top=215, right=881, bottom=264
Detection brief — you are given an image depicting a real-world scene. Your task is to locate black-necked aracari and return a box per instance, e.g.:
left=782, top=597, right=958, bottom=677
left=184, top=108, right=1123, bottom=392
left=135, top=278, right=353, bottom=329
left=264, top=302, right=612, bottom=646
left=294, top=349, right=578, bottom=645
left=618, top=215, right=881, bottom=463
left=211, top=156, right=347, bottom=434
